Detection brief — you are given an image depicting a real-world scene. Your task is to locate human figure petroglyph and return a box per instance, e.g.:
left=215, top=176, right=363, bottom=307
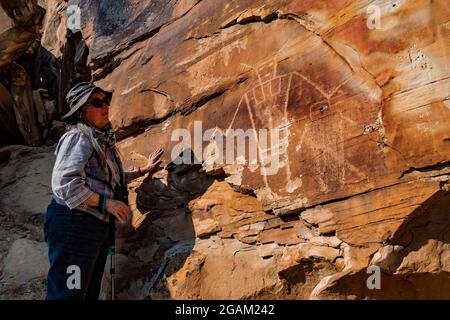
left=227, top=61, right=292, bottom=191
left=170, top=57, right=376, bottom=196
left=224, top=58, right=376, bottom=195
left=225, top=60, right=345, bottom=194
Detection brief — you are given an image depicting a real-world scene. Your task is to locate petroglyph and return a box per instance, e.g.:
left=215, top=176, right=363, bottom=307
left=224, top=59, right=374, bottom=196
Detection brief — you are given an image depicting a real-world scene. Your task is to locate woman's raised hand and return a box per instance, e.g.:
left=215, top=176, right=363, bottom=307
left=143, top=148, right=164, bottom=173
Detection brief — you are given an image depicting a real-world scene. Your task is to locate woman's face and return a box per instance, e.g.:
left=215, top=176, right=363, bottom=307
left=83, top=91, right=110, bottom=129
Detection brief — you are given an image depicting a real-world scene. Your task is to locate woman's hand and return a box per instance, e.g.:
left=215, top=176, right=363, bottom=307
left=125, top=148, right=164, bottom=182
left=141, top=148, right=164, bottom=174
left=105, top=198, right=130, bottom=224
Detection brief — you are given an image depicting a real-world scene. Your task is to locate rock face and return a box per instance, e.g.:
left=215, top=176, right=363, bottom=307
left=99, top=0, right=449, bottom=299
left=0, top=143, right=54, bottom=299
left=0, top=0, right=449, bottom=299
left=0, top=144, right=55, bottom=226
left=0, top=0, right=60, bottom=147
left=3, top=238, right=49, bottom=283
left=0, top=0, right=44, bottom=69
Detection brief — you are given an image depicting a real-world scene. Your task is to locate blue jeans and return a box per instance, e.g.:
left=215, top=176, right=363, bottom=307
left=44, top=199, right=110, bottom=300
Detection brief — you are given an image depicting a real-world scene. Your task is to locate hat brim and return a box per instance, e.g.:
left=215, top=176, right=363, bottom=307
left=62, top=88, right=113, bottom=119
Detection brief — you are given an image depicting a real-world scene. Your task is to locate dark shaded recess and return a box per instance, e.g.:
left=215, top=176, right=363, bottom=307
left=58, top=29, right=91, bottom=117
left=328, top=190, right=450, bottom=299
left=390, top=189, right=450, bottom=247
left=13, top=42, right=60, bottom=102
left=0, top=82, right=25, bottom=147
left=33, top=45, right=60, bottom=101
left=0, top=0, right=45, bottom=26
left=115, top=149, right=227, bottom=298
left=0, top=42, right=61, bottom=147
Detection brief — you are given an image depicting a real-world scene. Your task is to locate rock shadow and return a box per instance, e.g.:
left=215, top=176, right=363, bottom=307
left=319, top=188, right=450, bottom=300
left=112, top=149, right=223, bottom=299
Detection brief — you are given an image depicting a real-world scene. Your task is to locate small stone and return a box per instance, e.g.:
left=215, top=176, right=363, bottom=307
left=217, top=230, right=234, bottom=238
left=239, top=236, right=258, bottom=244
left=258, top=243, right=280, bottom=258
left=249, top=222, right=267, bottom=231
left=370, top=245, right=404, bottom=274
left=296, top=223, right=316, bottom=240
left=335, top=257, right=345, bottom=270
left=238, top=225, right=251, bottom=232
left=194, top=218, right=222, bottom=237
left=309, top=236, right=342, bottom=248
left=266, top=218, right=283, bottom=229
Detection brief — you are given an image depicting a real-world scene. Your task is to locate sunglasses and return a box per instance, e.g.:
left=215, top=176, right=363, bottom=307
left=86, top=98, right=110, bottom=108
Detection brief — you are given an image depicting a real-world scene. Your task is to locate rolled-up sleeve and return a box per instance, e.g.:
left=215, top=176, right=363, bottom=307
left=51, top=130, right=95, bottom=209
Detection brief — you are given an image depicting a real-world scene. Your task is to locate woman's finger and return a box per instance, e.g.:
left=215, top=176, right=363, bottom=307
left=112, top=210, right=124, bottom=224
left=118, top=203, right=130, bottom=220
left=119, top=201, right=130, bottom=214
left=118, top=206, right=128, bottom=221
left=112, top=202, right=126, bottom=221
left=122, top=206, right=130, bottom=220
left=151, top=149, right=163, bottom=159
left=152, top=153, right=163, bottom=164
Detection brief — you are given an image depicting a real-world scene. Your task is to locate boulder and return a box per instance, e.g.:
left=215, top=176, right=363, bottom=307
left=0, top=145, right=54, bottom=224
left=3, top=238, right=49, bottom=283
left=0, top=0, right=45, bottom=69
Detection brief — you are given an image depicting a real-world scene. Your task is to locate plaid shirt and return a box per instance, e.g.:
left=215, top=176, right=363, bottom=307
left=51, top=128, right=127, bottom=223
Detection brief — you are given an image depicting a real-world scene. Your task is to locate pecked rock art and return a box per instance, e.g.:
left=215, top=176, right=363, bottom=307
left=115, top=17, right=392, bottom=215
left=205, top=36, right=386, bottom=213
left=224, top=58, right=375, bottom=199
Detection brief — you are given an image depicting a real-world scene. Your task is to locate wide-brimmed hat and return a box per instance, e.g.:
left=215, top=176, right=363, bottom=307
left=62, top=82, right=113, bottom=119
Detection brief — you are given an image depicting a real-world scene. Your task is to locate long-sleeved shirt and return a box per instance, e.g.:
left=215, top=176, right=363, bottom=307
left=51, top=128, right=127, bottom=223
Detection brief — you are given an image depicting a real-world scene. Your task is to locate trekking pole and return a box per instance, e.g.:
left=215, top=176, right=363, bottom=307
left=108, top=214, right=116, bottom=300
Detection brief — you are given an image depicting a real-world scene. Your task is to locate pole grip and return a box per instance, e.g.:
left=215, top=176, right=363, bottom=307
left=109, top=214, right=116, bottom=300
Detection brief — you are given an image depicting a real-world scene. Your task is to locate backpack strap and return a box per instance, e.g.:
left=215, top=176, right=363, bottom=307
left=86, top=145, right=115, bottom=190
left=85, top=171, right=111, bottom=186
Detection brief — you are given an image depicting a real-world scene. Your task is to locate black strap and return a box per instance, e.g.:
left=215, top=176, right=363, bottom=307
left=86, top=171, right=110, bottom=186
left=111, top=147, right=126, bottom=192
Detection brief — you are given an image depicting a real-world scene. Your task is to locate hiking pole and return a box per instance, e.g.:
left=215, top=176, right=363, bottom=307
left=109, top=160, right=129, bottom=301
left=108, top=214, right=116, bottom=300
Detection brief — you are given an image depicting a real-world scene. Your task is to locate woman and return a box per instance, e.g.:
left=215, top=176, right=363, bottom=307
left=44, top=82, right=163, bottom=300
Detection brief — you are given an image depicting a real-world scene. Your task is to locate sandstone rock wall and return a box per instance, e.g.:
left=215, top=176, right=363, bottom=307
left=0, top=0, right=448, bottom=299
left=93, top=0, right=449, bottom=299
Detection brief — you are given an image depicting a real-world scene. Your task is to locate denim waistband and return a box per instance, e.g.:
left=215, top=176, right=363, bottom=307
left=52, top=194, right=68, bottom=207
left=50, top=194, right=109, bottom=224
